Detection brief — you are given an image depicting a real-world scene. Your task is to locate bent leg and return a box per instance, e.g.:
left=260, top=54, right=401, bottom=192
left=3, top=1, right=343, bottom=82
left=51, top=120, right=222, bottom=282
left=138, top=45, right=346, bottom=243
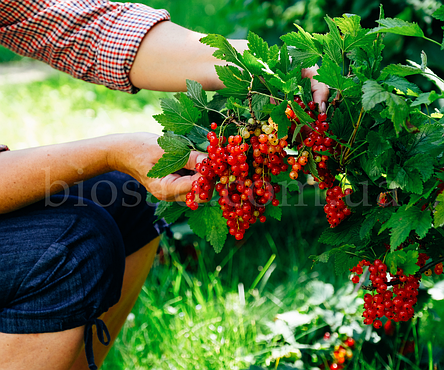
left=70, top=236, right=160, bottom=370
left=0, top=326, right=85, bottom=370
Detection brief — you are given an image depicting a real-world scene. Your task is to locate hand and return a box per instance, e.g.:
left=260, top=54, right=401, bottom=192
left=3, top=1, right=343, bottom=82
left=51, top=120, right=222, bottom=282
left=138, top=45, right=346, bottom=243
left=301, top=66, right=329, bottom=112
left=107, top=133, right=207, bottom=202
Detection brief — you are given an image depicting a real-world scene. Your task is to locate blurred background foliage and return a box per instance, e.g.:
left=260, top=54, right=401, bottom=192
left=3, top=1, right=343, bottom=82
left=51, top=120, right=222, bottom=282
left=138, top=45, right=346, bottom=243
left=2, top=0, right=444, bottom=368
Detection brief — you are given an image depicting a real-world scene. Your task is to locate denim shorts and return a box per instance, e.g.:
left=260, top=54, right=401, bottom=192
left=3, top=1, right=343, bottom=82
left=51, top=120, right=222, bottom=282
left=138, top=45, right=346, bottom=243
left=0, top=171, right=166, bottom=369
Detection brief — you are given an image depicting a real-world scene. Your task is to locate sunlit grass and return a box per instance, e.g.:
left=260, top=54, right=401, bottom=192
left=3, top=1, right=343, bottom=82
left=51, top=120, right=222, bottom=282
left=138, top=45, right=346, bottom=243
left=0, top=66, right=170, bottom=149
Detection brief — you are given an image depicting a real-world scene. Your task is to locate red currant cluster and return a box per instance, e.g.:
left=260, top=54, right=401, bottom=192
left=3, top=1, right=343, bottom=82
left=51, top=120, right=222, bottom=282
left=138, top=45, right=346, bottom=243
left=324, top=186, right=352, bottom=228
left=350, top=258, right=425, bottom=329
left=285, top=98, right=350, bottom=227
left=186, top=122, right=284, bottom=240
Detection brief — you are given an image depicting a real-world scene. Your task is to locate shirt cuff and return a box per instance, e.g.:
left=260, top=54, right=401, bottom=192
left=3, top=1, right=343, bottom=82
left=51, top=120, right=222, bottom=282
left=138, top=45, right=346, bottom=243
left=93, top=3, right=170, bottom=93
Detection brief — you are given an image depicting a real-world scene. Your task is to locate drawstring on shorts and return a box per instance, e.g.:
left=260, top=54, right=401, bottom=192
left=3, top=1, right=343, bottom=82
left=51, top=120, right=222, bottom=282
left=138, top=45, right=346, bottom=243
left=84, top=318, right=111, bottom=370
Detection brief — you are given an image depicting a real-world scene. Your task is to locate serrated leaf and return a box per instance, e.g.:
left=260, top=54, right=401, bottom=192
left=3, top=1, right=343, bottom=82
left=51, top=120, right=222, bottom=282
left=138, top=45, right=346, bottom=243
left=334, top=248, right=360, bottom=275
left=334, top=14, right=362, bottom=36
left=386, top=250, right=419, bottom=275
left=380, top=64, right=422, bottom=79
left=362, top=80, right=389, bottom=110
left=215, top=65, right=250, bottom=99
left=251, top=94, right=270, bottom=121
left=265, top=204, right=282, bottom=221
left=271, top=100, right=291, bottom=139
left=404, top=154, right=434, bottom=182
left=288, top=48, right=321, bottom=69
left=379, top=205, right=433, bottom=248
left=243, top=50, right=266, bottom=76
left=383, top=75, right=421, bottom=96
left=434, top=193, right=444, bottom=227
left=186, top=79, right=208, bottom=110
left=360, top=207, right=394, bottom=239
left=147, top=133, right=192, bottom=178
left=186, top=125, right=209, bottom=145
left=325, top=16, right=343, bottom=51
left=307, top=151, right=320, bottom=180
left=368, top=18, right=424, bottom=38
left=329, top=107, right=354, bottom=142
left=154, top=94, right=201, bottom=134
left=411, top=91, right=441, bottom=107
left=288, top=100, right=315, bottom=126
left=277, top=44, right=291, bottom=73
left=367, top=131, right=391, bottom=156
left=315, top=57, right=356, bottom=94
left=386, top=93, right=409, bottom=134
left=186, top=203, right=228, bottom=253
left=247, top=31, right=269, bottom=61
left=155, top=201, right=187, bottom=223
left=387, top=164, right=423, bottom=194
left=200, top=34, right=247, bottom=71
left=319, top=216, right=364, bottom=246
left=281, top=24, right=322, bottom=56
left=432, top=5, right=444, bottom=21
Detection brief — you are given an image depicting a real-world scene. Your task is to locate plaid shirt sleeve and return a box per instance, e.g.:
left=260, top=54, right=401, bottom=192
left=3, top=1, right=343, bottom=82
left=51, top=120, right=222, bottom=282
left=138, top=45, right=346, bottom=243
left=0, top=0, right=170, bottom=93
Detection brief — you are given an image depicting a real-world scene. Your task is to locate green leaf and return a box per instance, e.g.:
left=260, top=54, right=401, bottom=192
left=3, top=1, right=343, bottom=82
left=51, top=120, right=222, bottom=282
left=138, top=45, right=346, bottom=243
left=379, top=205, right=433, bottom=248
left=404, top=154, right=434, bottom=182
left=281, top=24, right=322, bottom=56
left=247, top=31, right=270, bottom=61
left=215, top=65, right=250, bottom=99
left=334, top=14, right=362, bottom=36
left=271, top=100, right=291, bottom=139
left=265, top=204, right=282, bottom=221
left=334, top=248, right=360, bottom=275
left=154, top=201, right=187, bottom=223
left=306, top=151, right=320, bottom=180
left=360, top=207, right=394, bottom=239
left=386, top=250, right=420, bottom=276
left=362, top=80, right=389, bottom=110
left=368, top=18, right=424, bottom=38
left=154, top=94, right=201, bottom=134
left=186, top=80, right=208, bottom=110
left=288, top=100, right=315, bottom=126
left=147, top=133, right=192, bottom=178
left=380, top=64, right=422, bottom=78
left=243, top=50, right=267, bottom=76
left=432, top=5, right=444, bottom=21
left=367, top=131, right=391, bottom=156
left=434, top=193, right=444, bottom=228
left=387, top=164, right=423, bottom=194
left=277, top=44, right=291, bottom=73
left=319, top=216, right=364, bottom=247
left=186, top=203, right=228, bottom=253
left=411, top=91, right=441, bottom=107
left=325, top=16, right=343, bottom=51
left=287, top=48, right=321, bottom=69
left=314, top=57, right=356, bottom=94
left=386, top=93, right=409, bottom=134
left=251, top=94, right=270, bottom=121
left=200, top=34, right=247, bottom=71
left=383, top=75, right=421, bottom=96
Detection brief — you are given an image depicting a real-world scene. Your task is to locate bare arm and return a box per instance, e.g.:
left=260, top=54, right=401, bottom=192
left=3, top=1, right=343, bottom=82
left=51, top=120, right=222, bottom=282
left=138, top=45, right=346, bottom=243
left=0, top=133, right=206, bottom=214
left=129, top=21, right=329, bottom=105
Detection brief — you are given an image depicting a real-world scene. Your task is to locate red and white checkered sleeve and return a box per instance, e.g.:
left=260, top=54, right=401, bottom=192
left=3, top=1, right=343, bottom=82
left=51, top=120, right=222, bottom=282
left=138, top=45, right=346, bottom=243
left=0, top=0, right=170, bottom=93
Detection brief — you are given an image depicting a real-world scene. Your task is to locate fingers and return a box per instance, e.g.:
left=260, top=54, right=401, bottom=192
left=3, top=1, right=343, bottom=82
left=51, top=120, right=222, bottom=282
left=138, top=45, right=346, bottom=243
left=185, top=151, right=208, bottom=171
left=147, top=151, right=209, bottom=202
left=301, top=66, right=329, bottom=112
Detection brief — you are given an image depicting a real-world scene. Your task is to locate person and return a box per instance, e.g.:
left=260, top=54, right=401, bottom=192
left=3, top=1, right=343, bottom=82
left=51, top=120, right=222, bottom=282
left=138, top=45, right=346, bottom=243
left=0, top=1, right=329, bottom=369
